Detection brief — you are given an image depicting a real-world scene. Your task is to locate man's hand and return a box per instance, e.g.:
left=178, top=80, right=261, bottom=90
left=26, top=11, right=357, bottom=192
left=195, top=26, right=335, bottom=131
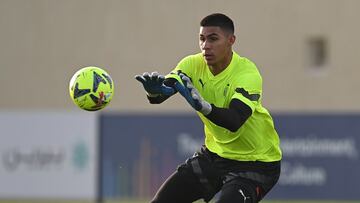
left=174, top=73, right=212, bottom=115
left=135, top=72, right=175, bottom=97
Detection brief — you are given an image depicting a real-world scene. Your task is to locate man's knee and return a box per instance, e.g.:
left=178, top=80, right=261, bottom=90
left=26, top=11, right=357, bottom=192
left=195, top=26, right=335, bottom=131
left=216, top=179, right=258, bottom=203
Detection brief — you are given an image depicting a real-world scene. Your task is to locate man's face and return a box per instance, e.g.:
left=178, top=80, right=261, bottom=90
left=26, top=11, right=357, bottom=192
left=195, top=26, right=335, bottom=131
left=199, top=26, right=235, bottom=67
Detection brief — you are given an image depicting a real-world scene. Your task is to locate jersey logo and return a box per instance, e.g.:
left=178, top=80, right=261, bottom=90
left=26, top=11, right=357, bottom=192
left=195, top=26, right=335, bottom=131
left=238, top=189, right=251, bottom=202
left=235, top=88, right=260, bottom=101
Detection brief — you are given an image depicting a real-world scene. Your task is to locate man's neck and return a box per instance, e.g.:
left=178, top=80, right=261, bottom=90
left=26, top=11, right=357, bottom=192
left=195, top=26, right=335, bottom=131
left=209, top=52, right=233, bottom=76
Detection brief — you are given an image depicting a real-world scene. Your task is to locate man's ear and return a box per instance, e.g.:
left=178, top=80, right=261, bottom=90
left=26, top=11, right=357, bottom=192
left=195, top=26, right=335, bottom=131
left=229, top=35, right=236, bottom=45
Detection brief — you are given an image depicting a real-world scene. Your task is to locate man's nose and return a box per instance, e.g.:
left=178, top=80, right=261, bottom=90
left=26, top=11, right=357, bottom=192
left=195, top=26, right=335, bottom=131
left=201, top=40, right=211, bottom=50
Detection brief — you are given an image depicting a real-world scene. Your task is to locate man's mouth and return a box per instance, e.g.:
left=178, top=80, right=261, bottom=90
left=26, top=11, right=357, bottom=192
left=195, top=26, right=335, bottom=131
left=204, top=54, right=214, bottom=60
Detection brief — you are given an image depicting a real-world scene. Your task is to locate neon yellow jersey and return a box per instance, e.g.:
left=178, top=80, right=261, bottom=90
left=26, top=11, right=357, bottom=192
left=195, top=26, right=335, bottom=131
left=167, top=52, right=282, bottom=162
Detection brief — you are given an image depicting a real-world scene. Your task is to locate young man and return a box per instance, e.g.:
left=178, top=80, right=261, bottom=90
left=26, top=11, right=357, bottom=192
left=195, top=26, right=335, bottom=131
left=135, top=13, right=281, bottom=203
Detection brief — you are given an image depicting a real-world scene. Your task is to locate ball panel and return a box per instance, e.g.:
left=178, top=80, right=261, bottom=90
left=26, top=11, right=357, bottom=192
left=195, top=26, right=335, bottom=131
left=92, top=71, right=107, bottom=93
left=73, top=83, right=91, bottom=99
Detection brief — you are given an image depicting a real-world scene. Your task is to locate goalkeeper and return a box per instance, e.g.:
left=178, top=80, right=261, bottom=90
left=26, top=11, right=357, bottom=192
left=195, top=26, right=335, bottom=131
left=135, top=13, right=281, bottom=203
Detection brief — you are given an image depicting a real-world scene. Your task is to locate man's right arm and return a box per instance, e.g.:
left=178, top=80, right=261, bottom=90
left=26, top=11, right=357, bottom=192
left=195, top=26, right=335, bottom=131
left=135, top=72, right=176, bottom=104
left=146, top=78, right=178, bottom=104
left=138, top=55, right=194, bottom=104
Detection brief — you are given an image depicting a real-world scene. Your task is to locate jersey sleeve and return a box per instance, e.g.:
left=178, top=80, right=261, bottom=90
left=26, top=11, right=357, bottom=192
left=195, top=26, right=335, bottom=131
left=165, top=55, right=195, bottom=83
left=231, top=71, right=262, bottom=113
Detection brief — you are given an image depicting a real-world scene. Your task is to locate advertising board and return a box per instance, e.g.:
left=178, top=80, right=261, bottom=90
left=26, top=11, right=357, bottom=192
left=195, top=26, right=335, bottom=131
left=0, top=112, right=98, bottom=200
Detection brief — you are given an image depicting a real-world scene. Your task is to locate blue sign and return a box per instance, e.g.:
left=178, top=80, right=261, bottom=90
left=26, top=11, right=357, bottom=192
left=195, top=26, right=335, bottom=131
left=100, top=113, right=360, bottom=200
left=270, top=114, right=360, bottom=200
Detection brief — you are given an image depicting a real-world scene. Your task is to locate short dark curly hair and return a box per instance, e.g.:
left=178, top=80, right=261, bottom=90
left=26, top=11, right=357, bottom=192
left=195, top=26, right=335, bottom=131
left=200, top=13, right=234, bottom=34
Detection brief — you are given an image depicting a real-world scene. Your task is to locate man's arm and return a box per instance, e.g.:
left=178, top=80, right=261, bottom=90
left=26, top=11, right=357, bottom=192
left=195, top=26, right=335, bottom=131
left=146, top=78, right=178, bottom=104
left=135, top=72, right=176, bottom=104
left=205, top=99, right=252, bottom=132
left=175, top=73, right=252, bottom=132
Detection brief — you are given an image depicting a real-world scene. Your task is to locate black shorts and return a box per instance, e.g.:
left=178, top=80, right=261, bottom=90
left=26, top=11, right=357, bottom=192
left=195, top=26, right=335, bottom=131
left=151, top=146, right=280, bottom=203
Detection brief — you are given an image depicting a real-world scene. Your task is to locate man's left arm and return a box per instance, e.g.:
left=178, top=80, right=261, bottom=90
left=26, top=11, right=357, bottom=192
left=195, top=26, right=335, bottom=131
left=175, top=73, right=252, bottom=132
left=206, top=99, right=252, bottom=132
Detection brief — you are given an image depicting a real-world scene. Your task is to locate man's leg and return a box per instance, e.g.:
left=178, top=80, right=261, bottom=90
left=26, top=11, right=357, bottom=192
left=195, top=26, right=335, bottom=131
left=216, top=178, right=258, bottom=203
left=151, top=169, right=204, bottom=203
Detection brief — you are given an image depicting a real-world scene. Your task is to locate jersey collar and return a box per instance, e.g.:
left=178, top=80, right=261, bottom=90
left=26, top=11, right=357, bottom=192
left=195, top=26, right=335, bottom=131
left=206, top=51, right=238, bottom=80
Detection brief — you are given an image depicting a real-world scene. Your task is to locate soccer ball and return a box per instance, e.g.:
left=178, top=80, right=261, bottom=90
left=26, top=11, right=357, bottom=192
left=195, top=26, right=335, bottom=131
left=69, top=66, right=114, bottom=111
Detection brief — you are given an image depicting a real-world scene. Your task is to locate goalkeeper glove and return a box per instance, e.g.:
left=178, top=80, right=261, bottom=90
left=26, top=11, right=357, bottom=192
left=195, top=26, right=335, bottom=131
left=135, top=72, right=175, bottom=97
left=174, top=73, right=212, bottom=115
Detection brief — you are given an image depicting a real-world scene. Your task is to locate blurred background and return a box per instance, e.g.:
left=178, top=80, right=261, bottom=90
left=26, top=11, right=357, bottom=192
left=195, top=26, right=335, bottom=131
left=0, top=0, right=359, bottom=202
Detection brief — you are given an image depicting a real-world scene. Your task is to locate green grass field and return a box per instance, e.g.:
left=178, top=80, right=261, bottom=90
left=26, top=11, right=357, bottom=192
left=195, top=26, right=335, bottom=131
left=1, top=200, right=360, bottom=203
